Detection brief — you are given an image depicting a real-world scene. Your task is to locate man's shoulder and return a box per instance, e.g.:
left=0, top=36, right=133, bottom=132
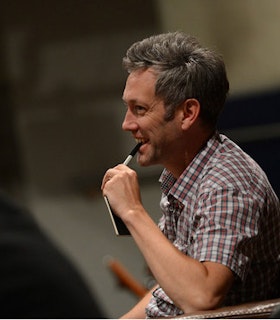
left=201, top=134, right=269, bottom=191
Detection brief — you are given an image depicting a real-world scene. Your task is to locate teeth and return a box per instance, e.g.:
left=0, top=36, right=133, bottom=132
left=136, top=138, right=146, bottom=144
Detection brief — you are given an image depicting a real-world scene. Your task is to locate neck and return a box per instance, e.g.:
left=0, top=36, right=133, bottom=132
left=166, top=128, right=215, bottom=179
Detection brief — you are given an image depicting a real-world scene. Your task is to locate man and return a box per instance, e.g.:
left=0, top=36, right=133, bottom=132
left=0, top=191, right=105, bottom=318
left=101, top=32, right=280, bottom=318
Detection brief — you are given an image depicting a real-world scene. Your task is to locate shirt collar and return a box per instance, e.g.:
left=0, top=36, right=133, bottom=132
left=159, top=131, right=222, bottom=199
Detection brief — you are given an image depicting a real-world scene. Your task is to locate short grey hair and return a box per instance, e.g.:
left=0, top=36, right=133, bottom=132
left=123, top=32, right=229, bottom=126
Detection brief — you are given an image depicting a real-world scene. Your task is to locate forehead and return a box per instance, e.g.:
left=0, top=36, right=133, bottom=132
left=122, top=68, right=158, bottom=104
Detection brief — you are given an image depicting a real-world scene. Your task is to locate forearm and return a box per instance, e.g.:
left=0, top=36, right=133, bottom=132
left=124, top=207, right=233, bottom=313
left=120, top=286, right=155, bottom=319
left=102, top=166, right=233, bottom=311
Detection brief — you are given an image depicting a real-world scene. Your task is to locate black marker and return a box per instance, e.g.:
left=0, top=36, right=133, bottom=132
left=104, top=142, right=142, bottom=235
left=123, top=142, right=142, bottom=165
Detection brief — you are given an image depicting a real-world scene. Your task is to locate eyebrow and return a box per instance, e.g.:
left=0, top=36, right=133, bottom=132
left=122, top=98, right=145, bottom=106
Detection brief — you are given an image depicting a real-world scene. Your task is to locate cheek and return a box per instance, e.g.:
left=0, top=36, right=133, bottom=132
left=150, top=114, right=169, bottom=130
left=138, top=117, right=161, bottom=135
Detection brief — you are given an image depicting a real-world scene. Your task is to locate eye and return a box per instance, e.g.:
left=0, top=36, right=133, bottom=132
left=134, top=105, right=146, bottom=115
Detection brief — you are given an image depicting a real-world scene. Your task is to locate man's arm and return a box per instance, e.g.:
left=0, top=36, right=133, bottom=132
left=102, top=165, right=234, bottom=314
left=121, top=286, right=156, bottom=319
left=125, top=208, right=234, bottom=313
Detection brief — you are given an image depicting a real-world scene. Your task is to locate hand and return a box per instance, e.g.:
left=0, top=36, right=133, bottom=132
left=101, top=164, right=142, bottom=220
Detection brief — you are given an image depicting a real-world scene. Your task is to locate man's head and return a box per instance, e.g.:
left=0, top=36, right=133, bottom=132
left=123, top=32, right=229, bottom=128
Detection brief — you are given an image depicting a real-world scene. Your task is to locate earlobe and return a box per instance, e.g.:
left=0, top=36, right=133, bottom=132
left=181, top=98, right=200, bottom=130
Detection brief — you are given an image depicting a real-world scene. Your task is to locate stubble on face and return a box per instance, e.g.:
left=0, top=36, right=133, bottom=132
left=123, top=68, right=183, bottom=169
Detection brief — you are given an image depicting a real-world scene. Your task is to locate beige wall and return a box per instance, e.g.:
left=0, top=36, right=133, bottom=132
left=1, top=0, right=280, bottom=194
left=156, top=0, right=280, bottom=95
left=0, top=0, right=160, bottom=194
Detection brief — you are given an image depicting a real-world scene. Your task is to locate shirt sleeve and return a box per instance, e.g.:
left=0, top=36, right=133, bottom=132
left=189, top=187, right=260, bottom=281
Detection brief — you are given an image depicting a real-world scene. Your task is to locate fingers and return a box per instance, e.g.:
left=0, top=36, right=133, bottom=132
left=101, top=170, right=113, bottom=191
left=101, top=164, right=128, bottom=191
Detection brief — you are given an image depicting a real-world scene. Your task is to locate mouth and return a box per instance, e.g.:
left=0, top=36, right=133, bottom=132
left=135, top=138, right=148, bottom=146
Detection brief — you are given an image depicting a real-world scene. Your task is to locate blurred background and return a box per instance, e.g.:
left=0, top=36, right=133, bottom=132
left=0, top=0, right=279, bottom=317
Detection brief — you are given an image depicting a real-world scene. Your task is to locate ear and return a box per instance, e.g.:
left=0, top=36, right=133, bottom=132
left=180, top=98, right=200, bottom=130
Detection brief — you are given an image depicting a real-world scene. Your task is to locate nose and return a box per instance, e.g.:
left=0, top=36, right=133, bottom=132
left=122, top=110, right=138, bottom=132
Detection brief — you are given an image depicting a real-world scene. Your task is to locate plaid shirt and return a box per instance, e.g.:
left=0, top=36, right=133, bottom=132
left=145, top=132, right=280, bottom=318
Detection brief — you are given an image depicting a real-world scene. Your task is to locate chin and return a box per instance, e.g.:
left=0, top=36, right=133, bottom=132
left=139, top=162, right=151, bottom=167
left=137, top=160, right=149, bottom=167
left=137, top=150, right=160, bottom=167
left=138, top=157, right=157, bottom=168
left=137, top=156, right=150, bottom=167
